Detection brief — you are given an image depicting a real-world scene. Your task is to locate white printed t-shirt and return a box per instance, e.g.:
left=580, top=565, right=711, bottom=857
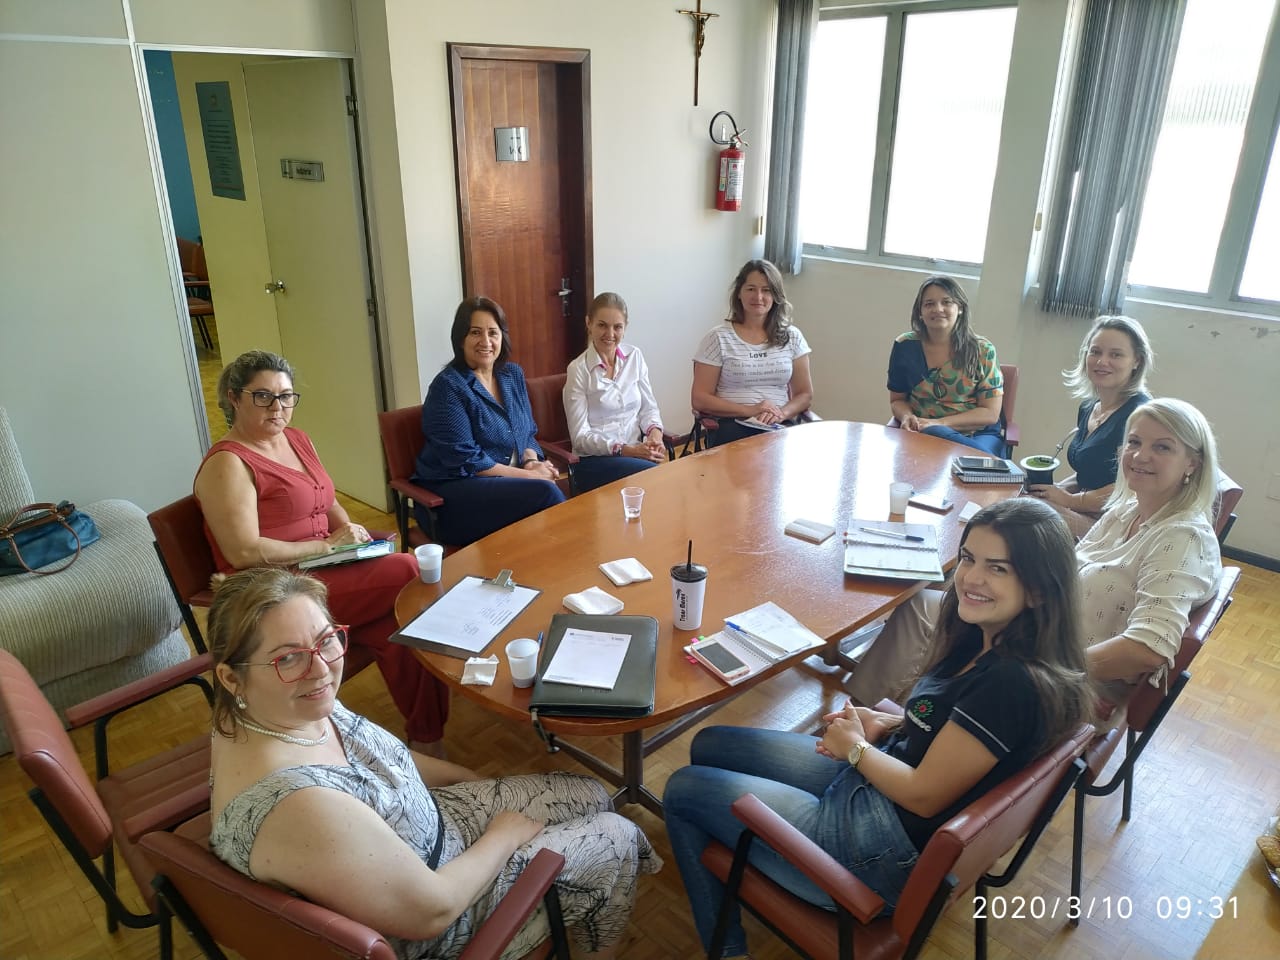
left=693, top=321, right=811, bottom=409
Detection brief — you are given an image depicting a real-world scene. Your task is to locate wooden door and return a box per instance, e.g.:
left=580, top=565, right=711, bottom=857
left=449, top=45, right=593, bottom=378
left=243, top=59, right=387, bottom=508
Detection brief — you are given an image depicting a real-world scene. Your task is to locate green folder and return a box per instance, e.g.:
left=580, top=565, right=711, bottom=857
left=528, top=614, right=658, bottom=718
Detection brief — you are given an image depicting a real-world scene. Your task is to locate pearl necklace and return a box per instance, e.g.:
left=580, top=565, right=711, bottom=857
left=238, top=715, right=329, bottom=747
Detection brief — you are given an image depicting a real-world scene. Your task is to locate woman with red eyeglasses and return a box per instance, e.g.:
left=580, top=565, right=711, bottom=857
left=195, top=350, right=449, bottom=756
left=208, top=568, right=659, bottom=959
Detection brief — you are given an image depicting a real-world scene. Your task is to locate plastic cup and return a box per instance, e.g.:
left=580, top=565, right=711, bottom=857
left=670, top=562, right=709, bottom=631
left=506, top=638, right=540, bottom=688
left=621, top=486, right=645, bottom=520
left=889, top=481, right=913, bottom=514
left=414, top=543, right=444, bottom=584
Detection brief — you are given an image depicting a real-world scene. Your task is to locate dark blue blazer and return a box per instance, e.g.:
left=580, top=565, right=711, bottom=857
left=413, top=363, right=544, bottom=484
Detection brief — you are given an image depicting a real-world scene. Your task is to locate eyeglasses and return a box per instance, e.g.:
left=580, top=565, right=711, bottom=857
left=235, top=625, right=349, bottom=682
left=240, top=389, right=302, bottom=408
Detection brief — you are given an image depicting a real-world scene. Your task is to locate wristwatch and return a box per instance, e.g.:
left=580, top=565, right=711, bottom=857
left=847, top=740, right=872, bottom=769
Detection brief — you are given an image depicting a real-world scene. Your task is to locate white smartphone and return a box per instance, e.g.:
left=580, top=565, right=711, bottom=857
left=908, top=492, right=954, bottom=513
left=691, top=639, right=751, bottom=682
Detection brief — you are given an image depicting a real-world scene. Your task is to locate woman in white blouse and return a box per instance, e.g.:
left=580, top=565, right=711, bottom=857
left=562, top=292, right=667, bottom=493
left=691, top=259, right=814, bottom=447
left=847, top=397, right=1222, bottom=708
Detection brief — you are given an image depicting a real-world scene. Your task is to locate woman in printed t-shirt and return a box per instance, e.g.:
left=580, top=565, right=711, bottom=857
left=664, top=499, right=1092, bottom=960
left=691, top=259, right=814, bottom=447
left=887, top=275, right=1005, bottom=454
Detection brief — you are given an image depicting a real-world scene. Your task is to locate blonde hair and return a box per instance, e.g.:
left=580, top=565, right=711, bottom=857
left=1062, top=316, right=1154, bottom=401
left=207, top=568, right=332, bottom=738
left=1105, top=398, right=1219, bottom=522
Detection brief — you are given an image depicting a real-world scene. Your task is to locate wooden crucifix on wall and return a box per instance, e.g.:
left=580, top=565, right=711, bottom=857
left=677, top=1, right=719, bottom=106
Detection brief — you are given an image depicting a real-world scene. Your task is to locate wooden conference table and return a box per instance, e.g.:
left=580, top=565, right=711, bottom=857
left=395, top=421, right=1021, bottom=814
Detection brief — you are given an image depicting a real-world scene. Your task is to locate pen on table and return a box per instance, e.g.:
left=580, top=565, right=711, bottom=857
left=855, top=525, right=925, bottom=543
left=535, top=630, right=544, bottom=648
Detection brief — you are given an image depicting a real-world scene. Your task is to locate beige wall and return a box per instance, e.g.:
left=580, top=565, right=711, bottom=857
left=369, top=0, right=776, bottom=419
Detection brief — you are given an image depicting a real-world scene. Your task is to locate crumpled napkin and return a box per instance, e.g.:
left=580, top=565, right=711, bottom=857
left=460, top=655, right=499, bottom=685
left=563, top=585, right=624, bottom=616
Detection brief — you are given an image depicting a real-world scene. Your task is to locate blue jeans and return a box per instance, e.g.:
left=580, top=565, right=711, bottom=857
left=571, top=454, right=659, bottom=493
left=921, top=422, right=1005, bottom=455
left=663, top=726, right=919, bottom=957
left=413, top=476, right=564, bottom=547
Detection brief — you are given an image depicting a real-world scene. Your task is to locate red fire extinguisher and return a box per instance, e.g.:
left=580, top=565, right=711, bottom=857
left=711, top=111, right=747, bottom=212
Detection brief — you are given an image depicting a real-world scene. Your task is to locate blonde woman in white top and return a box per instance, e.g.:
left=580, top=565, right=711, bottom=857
left=691, top=259, right=813, bottom=447
left=848, top=397, right=1222, bottom=708
left=563, top=292, right=667, bottom=493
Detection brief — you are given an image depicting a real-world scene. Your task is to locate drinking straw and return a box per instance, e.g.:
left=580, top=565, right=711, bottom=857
left=686, top=540, right=693, bottom=576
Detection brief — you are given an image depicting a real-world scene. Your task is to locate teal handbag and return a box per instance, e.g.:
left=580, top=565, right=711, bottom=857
left=0, top=501, right=101, bottom=576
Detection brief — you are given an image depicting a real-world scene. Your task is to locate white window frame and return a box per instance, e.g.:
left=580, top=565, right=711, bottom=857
left=1127, top=4, right=1280, bottom=317
left=803, top=0, right=1017, bottom=273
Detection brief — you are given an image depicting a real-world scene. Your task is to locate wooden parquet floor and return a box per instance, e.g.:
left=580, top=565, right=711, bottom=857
left=3, top=439, right=1276, bottom=958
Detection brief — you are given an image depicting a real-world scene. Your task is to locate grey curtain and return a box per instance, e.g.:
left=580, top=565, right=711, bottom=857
left=1039, top=0, right=1187, bottom=317
left=764, top=0, right=819, bottom=275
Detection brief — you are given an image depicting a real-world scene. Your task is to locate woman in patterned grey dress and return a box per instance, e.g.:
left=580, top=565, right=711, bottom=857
left=206, top=568, right=660, bottom=959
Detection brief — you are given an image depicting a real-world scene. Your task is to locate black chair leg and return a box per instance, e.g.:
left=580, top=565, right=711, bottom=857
left=1121, top=728, right=1136, bottom=821
left=1070, top=785, right=1086, bottom=927
left=974, top=879, right=989, bottom=960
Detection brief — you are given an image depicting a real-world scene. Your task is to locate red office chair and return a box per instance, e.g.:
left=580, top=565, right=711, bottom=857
left=148, top=495, right=375, bottom=676
left=0, top=648, right=214, bottom=960
left=1213, top=470, right=1243, bottom=544
left=177, top=238, right=215, bottom=350
left=143, top=818, right=572, bottom=960
left=1069, top=565, right=1241, bottom=918
left=376, top=405, right=450, bottom=550
left=701, top=722, right=1094, bottom=960
left=888, top=363, right=1020, bottom=457
left=522, top=373, right=581, bottom=496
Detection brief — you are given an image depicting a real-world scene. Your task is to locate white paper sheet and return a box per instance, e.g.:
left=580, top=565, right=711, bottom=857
left=540, top=628, right=631, bottom=689
left=398, top=575, right=539, bottom=655
left=723, top=601, right=823, bottom=656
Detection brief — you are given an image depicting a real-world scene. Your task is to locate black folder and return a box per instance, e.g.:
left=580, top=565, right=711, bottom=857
left=528, top=614, right=658, bottom=719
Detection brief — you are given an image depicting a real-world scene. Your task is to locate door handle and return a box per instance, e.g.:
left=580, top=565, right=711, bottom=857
left=264, top=280, right=287, bottom=294
left=556, top=277, right=571, bottom=317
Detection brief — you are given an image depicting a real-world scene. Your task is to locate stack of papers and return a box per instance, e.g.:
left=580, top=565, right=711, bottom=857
left=723, top=601, right=825, bottom=659
left=541, top=627, right=631, bottom=689
left=843, top=521, right=945, bottom=582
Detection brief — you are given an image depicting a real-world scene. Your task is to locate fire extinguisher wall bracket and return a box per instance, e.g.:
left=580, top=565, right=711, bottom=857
left=709, top=111, right=747, bottom=213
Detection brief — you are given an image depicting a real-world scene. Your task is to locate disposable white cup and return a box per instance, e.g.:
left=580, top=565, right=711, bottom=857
left=506, top=638, right=540, bottom=688
left=414, top=543, right=444, bottom=584
left=670, top=563, right=709, bottom=631
left=889, top=481, right=913, bottom=514
left=621, top=486, right=645, bottom=520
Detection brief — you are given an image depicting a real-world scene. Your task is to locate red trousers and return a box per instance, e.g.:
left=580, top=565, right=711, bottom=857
left=316, top=552, right=449, bottom=742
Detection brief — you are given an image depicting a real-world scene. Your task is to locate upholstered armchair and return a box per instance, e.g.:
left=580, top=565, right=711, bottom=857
left=0, top=407, right=190, bottom=753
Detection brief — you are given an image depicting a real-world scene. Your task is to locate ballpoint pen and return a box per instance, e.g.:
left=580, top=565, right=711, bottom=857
left=856, top=525, right=925, bottom=543
left=535, top=630, right=544, bottom=648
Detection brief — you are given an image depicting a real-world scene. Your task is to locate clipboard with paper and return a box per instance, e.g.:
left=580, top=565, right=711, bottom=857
left=391, top=574, right=541, bottom=659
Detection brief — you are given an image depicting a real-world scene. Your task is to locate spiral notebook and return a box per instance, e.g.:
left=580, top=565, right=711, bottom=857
left=951, top=458, right=1026, bottom=484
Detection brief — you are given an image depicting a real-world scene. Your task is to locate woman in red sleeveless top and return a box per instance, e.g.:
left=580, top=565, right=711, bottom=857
left=194, top=351, right=449, bottom=753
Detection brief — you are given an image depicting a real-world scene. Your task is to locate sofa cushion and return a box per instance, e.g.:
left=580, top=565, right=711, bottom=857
left=0, top=408, right=36, bottom=518
left=0, top=499, right=182, bottom=686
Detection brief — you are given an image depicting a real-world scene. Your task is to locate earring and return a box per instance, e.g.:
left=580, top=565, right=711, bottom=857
left=235, top=694, right=247, bottom=710
left=1182, top=473, right=1192, bottom=486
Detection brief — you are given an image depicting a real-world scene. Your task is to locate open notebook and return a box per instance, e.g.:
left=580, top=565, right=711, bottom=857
left=843, top=521, right=945, bottom=582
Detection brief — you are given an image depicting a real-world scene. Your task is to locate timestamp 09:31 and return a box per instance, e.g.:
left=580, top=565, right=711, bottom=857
left=972, top=894, right=1239, bottom=921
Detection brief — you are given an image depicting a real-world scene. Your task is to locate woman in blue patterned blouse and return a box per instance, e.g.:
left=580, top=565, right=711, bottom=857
left=412, top=297, right=565, bottom=546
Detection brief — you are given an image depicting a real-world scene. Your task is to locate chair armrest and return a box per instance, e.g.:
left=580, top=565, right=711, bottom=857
left=797, top=409, right=821, bottom=423
left=539, top=440, right=580, bottom=469
left=458, top=848, right=565, bottom=960
left=1004, top=422, right=1021, bottom=446
left=66, top=653, right=214, bottom=727
left=122, top=782, right=212, bottom=843
left=731, top=793, right=885, bottom=923
left=389, top=478, right=444, bottom=510
left=887, top=416, right=902, bottom=428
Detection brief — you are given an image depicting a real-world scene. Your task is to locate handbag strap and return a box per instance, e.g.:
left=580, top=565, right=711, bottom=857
left=2, top=504, right=82, bottom=576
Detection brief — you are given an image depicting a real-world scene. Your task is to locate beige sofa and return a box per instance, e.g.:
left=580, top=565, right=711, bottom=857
left=0, top=407, right=190, bottom=753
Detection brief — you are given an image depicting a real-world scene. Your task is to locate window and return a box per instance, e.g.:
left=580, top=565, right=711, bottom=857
left=1128, top=0, right=1280, bottom=311
left=800, top=2, right=1017, bottom=267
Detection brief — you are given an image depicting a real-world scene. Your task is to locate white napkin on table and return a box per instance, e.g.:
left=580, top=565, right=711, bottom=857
left=460, top=655, right=499, bottom=685
left=599, top=557, right=653, bottom=586
left=563, top=586, right=624, bottom=616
